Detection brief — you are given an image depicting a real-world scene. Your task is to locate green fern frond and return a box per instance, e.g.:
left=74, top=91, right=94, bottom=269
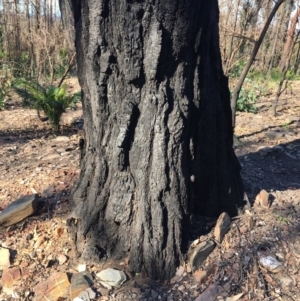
left=13, top=79, right=81, bottom=132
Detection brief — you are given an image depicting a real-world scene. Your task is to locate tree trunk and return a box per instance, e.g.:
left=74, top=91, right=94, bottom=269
left=59, top=0, right=76, bottom=54
left=63, top=0, right=245, bottom=280
left=280, top=6, right=300, bottom=70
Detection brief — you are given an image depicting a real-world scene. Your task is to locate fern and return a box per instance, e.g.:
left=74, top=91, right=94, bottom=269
left=13, top=79, right=81, bottom=132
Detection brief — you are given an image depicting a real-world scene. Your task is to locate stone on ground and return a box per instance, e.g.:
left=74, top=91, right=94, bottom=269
left=193, top=270, right=207, bottom=283
left=2, top=267, right=30, bottom=295
left=73, top=290, right=90, bottom=301
left=33, top=272, right=70, bottom=301
left=96, top=268, right=126, bottom=287
left=259, top=255, right=283, bottom=273
left=189, top=240, right=215, bottom=272
left=214, top=212, right=231, bottom=242
left=70, top=271, right=93, bottom=300
left=57, top=254, right=68, bottom=265
left=53, top=136, right=70, bottom=143
left=0, top=247, right=11, bottom=269
left=254, top=189, right=270, bottom=208
left=0, top=194, right=38, bottom=228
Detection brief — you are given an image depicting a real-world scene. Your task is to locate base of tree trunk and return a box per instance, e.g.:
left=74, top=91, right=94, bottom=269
left=64, top=0, right=246, bottom=280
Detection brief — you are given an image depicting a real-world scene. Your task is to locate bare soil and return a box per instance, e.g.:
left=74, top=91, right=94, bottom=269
left=0, top=78, right=300, bottom=301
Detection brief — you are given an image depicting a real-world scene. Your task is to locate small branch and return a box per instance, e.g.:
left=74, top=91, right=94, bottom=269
left=58, top=53, right=76, bottom=88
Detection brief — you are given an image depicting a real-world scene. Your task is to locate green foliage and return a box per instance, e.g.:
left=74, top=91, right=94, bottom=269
left=270, top=68, right=283, bottom=82
left=282, top=121, right=291, bottom=131
left=59, top=48, right=68, bottom=60
left=234, top=78, right=265, bottom=113
left=229, top=60, right=247, bottom=78
left=275, top=213, right=289, bottom=225
left=247, top=68, right=300, bottom=83
left=13, top=79, right=81, bottom=132
left=0, top=75, right=12, bottom=110
left=269, top=68, right=300, bottom=81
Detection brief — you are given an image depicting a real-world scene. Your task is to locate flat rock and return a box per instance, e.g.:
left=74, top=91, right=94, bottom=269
left=214, top=212, right=231, bottom=242
left=2, top=267, right=30, bottom=294
left=33, top=272, right=70, bottom=301
left=259, top=255, right=283, bottom=273
left=0, top=194, right=38, bottom=228
left=70, top=271, right=93, bottom=300
left=96, top=268, right=126, bottom=287
left=73, top=291, right=90, bottom=301
left=193, top=270, right=207, bottom=283
left=0, top=247, right=11, bottom=269
left=52, top=136, right=70, bottom=143
left=85, top=288, right=96, bottom=299
left=189, top=240, right=215, bottom=272
left=57, top=254, right=68, bottom=265
left=255, top=189, right=270, bottom=208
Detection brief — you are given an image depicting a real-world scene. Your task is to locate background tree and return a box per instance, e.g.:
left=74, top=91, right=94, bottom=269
left=62, top=0, right=245, bottom=280
left=230, top=0, right=286, bottom=127
left=0, top=0, right=73, bottom=80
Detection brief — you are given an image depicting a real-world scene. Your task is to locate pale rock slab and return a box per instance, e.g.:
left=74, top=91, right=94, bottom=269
left=96, top=268, right=126, bottom=287
left=0, top=247, right=11, bottom=269
left=214, top=212, right=231, bottom=243
left=0, top=194, right=38, bottom=228
left=33, top=272, right=70, bottom=301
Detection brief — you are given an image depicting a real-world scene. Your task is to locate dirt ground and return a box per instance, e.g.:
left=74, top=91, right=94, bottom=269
left=0, top=78, right=300, bottom=301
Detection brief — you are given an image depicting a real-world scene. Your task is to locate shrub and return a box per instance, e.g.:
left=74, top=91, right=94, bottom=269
left=13, top=79, right=81, bottom=132
left=236, top=87, right=257, bottom=113
left=233, top=78, right=266, bottom=113
left=229, top=60, right=247, bottom=78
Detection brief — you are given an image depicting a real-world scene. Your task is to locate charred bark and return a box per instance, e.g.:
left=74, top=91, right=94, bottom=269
left=63, top=0, right=245, bottom=279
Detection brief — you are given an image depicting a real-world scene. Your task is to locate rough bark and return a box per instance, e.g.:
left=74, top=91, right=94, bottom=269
left=63, top=0, right=245, bottom=280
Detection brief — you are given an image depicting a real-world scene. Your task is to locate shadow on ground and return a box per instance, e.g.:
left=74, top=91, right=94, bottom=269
left=237, top=138, right=300, bottom=201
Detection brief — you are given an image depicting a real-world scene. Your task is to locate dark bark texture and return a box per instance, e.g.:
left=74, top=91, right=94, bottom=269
left=64, top=0, right=245, bottom=279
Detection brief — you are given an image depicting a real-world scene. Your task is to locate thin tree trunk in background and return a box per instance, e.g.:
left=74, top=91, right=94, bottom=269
left=59, top=0, right=76, bottom=54
left=293, top=40, right=300, bottom=73
left=2, top=0, right=10, bottom=60
left=13, top=0, right=20, bottom=55
left=272, top=30, right=299, bottom=115
left=61, top=0, right=245, bottom=280
left=280, top=5, right=300, bottom=70
left=231, top=0, right=286, bottom=128
left=225, top=0, right=241, bottom=74
left=268, top=7, right=283, bottom=74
